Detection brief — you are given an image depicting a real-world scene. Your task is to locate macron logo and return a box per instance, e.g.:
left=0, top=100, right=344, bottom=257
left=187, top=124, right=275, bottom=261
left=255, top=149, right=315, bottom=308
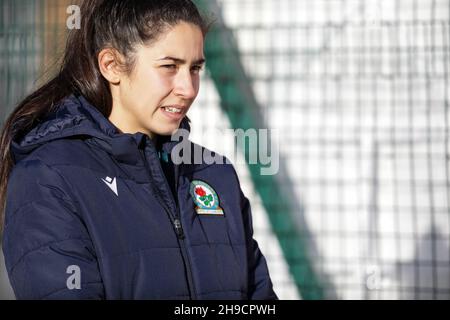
left=101, top=176, right=118, bottom=196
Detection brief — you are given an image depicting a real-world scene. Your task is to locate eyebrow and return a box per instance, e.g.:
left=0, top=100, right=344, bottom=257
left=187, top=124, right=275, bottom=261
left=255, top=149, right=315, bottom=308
left=157, top=56, right=206, bottom=65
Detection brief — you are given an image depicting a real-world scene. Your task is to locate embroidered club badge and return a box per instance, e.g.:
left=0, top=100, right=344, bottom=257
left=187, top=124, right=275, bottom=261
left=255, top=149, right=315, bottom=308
left=190, top=180, right=224, bottom=216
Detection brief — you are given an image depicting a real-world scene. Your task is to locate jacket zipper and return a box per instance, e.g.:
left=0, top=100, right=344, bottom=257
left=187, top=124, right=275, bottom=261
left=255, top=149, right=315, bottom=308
left=172, top=162, right=198, bottom=299
left=140, top=146, right=198, bottom=300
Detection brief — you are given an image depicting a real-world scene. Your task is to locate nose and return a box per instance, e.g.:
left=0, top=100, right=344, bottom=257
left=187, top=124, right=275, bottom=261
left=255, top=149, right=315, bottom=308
left=173, top=69, right=198, bottom=100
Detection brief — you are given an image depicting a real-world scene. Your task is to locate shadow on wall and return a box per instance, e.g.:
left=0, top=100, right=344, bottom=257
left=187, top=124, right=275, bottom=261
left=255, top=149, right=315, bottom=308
left=394, top=225, right=450, bottom=300
left=0, top=248, right=15, bottom=299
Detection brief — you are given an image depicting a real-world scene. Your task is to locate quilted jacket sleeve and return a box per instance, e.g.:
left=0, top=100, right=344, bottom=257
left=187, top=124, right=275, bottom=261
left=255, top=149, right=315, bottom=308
left=241, top=192, right=278, bottom=300
left=2, top=159, right=104, bottom=299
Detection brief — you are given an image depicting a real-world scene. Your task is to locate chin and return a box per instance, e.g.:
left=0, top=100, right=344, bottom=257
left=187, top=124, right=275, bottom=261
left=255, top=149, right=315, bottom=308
left=154, top=126, right=180, bottom=137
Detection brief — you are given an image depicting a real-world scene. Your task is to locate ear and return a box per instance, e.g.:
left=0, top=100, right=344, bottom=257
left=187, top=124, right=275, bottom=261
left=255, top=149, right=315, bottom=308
left=98, top=48, right=123, bottom=85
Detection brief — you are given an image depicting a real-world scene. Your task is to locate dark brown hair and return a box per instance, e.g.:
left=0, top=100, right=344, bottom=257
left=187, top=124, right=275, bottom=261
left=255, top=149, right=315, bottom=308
left=0, top=0, right=210, bottom=231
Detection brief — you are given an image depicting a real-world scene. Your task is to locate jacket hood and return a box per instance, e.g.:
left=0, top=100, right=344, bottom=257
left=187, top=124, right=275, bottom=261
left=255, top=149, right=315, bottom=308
left=10, top=94, right=191, bottom=164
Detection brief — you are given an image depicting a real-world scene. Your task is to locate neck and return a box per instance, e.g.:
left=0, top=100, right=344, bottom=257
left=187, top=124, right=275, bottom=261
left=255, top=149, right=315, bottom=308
left=108, top=102, right=155, bottom=139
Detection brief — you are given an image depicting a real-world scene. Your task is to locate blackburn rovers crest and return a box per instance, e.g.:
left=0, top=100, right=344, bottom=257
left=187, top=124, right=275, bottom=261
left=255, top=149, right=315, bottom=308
left=190, top=180, right=224, bottom=216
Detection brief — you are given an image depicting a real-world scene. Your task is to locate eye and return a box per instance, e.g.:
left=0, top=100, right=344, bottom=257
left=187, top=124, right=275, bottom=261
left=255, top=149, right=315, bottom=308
left=191, top=65, right=204, bottom=74
left=162, top=64, right=177, bottom=70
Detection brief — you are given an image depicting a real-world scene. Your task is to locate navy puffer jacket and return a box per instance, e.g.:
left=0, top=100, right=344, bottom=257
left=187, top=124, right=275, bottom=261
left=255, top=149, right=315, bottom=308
left=2, top=94, right=277, bottom=300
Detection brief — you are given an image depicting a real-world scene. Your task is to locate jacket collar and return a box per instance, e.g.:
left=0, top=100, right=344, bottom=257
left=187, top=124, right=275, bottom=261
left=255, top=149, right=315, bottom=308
left=11, top=94, right=192, bottom=165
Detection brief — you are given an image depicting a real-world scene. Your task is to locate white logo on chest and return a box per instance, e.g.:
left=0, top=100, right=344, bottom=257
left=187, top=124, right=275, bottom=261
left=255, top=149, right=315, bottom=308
left=101, top=176, right=118, bottom=196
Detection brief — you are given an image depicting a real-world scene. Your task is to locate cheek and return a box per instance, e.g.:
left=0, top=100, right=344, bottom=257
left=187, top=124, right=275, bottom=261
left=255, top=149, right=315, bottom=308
left=127, top=72, right=173, bottom=109
left=191, top=74, right=200, bottom=93
left=148, top=71, right=173, bottom=93
left=132, top=67, right=172, bottom=92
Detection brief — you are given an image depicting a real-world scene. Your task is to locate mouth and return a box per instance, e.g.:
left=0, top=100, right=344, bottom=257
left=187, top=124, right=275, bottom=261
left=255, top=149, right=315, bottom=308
left=160, top=105, right=187, bottom=120
left=162, top=106, right=184, bottom=114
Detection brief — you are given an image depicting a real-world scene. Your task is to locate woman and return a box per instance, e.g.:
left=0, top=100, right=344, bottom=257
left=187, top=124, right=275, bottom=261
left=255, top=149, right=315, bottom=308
left=0, top=0, right=277, bottom=300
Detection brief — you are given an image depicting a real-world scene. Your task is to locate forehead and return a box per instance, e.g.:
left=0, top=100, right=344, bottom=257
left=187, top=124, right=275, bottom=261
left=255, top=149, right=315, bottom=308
left=138, top=22, right=204, bottom=60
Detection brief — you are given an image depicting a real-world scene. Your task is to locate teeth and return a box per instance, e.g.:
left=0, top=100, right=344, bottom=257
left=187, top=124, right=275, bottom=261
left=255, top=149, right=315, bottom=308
left=164, top=106, right=182, bottom=114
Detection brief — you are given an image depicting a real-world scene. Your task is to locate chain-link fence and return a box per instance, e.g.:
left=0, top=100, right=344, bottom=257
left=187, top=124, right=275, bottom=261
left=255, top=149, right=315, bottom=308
left=192, top=0, right=450, bottom=299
